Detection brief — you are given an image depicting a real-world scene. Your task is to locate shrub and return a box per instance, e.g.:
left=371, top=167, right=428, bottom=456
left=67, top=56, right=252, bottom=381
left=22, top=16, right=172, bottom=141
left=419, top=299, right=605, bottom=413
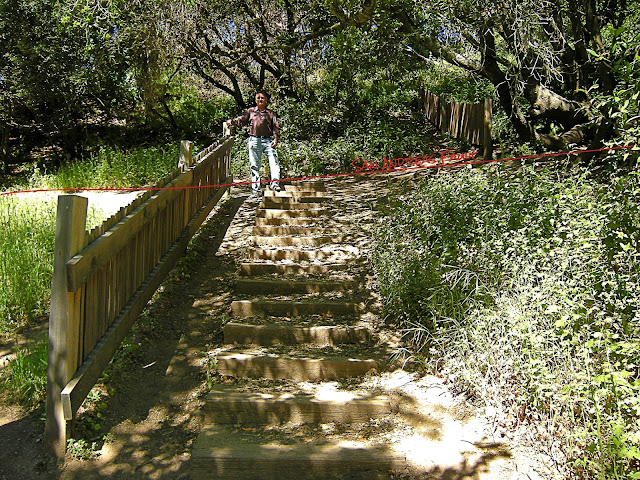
left=372, top=162, right=640, bottom=477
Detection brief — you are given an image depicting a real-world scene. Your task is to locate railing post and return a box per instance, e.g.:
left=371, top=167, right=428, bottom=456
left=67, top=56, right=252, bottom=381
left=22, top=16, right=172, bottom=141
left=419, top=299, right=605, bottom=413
left=483, top=98, right=493, bottom=159
left=179, top=140, right=193, bottom=171
left=45, top=194, right=87, bottom=457
left=223, top=121, right=232, bottom=137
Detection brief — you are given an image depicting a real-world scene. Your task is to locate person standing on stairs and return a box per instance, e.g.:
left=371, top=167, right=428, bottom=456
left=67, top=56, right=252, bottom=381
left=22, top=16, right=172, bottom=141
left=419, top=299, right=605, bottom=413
left=226, top=91, right=281, bottom=196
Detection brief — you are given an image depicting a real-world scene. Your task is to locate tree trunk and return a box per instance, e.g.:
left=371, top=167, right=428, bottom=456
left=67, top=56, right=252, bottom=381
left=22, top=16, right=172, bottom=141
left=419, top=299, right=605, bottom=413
left=1, top=122, right=9, bottom=175
left=529, top=85, right=592, bottom=127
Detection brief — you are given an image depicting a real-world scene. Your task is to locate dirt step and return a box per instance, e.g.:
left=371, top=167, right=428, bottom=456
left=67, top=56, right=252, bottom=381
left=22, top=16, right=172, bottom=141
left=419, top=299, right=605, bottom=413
left=230, top=300, right=361, bottom=318
left=239, top=263, right=352, bottom=276
left=251, top=235, right=344, bottom=247
left=236, top=278, right=358, bottom=294
left=256, top=208, right=328, bottom=219
left=216, top=353, right=378, bottom=381
left=224, top=322, right=371, bottom=346
left=260, top=200, right=327, bottom=210
left=190, top=425, right=404, bottom=480
left=203, top=386, right=391, bottom=425
left=251, top=226, right=342, bottom=235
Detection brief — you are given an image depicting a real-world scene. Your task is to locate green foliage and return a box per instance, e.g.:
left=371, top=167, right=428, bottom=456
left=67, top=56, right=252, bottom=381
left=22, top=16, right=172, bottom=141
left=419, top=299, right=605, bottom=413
left=66, top=438, right=101, bottom=461
left=0, top=196, right=57, bottom=333
left=422, top=61, right=493, bottom=104
left=587, top=20, right=640, bottom=166
left=0, top=338, right=48, bottom=408
left=1, top=144, right=174, bottom=335
left=372, top=162, right=640, bottom=477
left=28, top=144, right=179, bottom=190
left=169, top=87, right=236, bottom=141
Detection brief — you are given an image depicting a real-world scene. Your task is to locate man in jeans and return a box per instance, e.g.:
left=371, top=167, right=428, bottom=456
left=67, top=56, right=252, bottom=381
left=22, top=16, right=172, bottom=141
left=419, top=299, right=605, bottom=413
left=226, top=92, right=281, bottom=196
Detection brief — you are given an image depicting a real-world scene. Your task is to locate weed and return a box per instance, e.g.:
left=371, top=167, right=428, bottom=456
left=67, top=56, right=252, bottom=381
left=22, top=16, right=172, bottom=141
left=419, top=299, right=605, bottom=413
left=200, top=349, right=218, bottom=391
left=66, top=438, right=101, bottom=460
left=372, top=160, right=640, bottom=477
left=0, top=338, right=48, bottom=409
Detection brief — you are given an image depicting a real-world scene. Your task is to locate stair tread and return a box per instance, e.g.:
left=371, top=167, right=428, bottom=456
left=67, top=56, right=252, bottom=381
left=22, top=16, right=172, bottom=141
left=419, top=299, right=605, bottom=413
left=193, top=425, right=404, bottom=458
left=224, top=321, right=372, bottom=347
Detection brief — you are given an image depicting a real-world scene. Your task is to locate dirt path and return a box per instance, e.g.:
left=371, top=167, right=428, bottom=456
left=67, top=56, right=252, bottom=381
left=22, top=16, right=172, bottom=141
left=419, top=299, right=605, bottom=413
left=1, top=188, right=247, bottom=479
left=1, top=178, right=555, bottom=480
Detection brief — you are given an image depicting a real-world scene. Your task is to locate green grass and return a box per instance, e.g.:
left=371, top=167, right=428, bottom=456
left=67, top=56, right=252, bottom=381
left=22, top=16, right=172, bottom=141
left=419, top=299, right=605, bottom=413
left=0, top=142, right=212, bottom=407
left=0, top=195, right=107, bottom=337
left=1, top=144, right=183, bottom=337
left=0, top=338, right=48, bottom=409
left=0, top=196, right=57, bottom=334
left=372, top=162, right=640, bottom=478
left=28, top=144, right=179, bottom=190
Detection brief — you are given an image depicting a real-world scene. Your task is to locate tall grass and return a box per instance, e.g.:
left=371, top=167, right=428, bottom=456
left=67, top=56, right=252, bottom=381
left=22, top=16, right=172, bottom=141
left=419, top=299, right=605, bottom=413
left=0, top=196, right=57, bottom=334
left=0, top=338, right=48, bottom=409
left=1, top=144, right=179, bottom=336
left=28, top=144, right=179, bottom=190
left=372, top=164, right=640, bottom=478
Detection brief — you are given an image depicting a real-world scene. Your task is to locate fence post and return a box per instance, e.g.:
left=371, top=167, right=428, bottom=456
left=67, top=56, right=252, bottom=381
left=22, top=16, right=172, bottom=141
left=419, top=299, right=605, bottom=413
left=179, top=140, right=193, bottom=171
left=45, top=194, right=87, bottom=457
left=223, top=121, right=232, bottom=137
left=483, top=98, right=493, bottom=159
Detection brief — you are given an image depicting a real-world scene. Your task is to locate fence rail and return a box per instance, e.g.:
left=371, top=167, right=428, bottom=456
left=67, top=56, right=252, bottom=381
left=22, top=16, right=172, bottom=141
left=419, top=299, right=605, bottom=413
left=420, top=89, right=492, bottom=158
left=45, top=136, right=234, bottom=456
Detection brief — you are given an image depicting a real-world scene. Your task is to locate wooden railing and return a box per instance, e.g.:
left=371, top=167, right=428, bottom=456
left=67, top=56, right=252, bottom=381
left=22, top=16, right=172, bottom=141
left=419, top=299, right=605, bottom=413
left=420, top=89, right=493, bottom=158
left=45, top=135, right=234, bottom=455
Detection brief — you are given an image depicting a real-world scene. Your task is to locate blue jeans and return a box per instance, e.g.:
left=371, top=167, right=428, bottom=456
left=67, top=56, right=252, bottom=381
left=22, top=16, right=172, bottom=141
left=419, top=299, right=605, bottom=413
left=248, top=136, right=280, bottom=192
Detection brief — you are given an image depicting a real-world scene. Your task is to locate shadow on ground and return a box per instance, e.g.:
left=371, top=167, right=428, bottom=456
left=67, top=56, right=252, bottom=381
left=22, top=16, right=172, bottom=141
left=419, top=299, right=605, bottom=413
left=58, top=190, right=248, bottom=480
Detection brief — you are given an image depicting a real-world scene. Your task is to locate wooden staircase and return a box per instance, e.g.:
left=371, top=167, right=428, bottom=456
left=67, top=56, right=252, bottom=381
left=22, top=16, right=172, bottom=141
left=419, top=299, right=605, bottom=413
left=190, top=181, right=404, bottom=479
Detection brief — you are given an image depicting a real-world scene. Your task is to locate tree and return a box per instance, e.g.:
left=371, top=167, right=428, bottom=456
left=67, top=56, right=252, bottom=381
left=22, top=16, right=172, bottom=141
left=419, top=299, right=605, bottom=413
left=382, top=0, right=639, bottom=152
left=177, top=0, right=375, bottom=108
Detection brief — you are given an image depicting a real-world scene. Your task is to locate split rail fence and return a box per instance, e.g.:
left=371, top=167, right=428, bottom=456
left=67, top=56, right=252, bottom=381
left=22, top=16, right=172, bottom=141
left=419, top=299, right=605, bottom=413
left=420, top=89, right=493, bottom=158
left=45, top=135, right=234, bottom=456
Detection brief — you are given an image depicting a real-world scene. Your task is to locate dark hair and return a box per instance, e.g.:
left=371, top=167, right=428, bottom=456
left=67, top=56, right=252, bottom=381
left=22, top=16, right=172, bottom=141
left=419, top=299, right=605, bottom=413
left=255, top=91, right=269, bottom=100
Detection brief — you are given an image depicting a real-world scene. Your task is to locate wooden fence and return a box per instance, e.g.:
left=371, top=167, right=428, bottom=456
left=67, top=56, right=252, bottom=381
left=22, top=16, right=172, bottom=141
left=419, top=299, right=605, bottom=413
left=45, top=135, right=234, bottom=456
left=420, top=89, right=493, bottom=158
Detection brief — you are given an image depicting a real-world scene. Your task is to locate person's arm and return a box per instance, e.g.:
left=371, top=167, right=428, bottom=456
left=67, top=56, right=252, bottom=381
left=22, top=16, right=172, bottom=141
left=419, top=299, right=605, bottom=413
left=227, top=109, right=250, bottom=129
left=271, top=112, right=280, bottom=147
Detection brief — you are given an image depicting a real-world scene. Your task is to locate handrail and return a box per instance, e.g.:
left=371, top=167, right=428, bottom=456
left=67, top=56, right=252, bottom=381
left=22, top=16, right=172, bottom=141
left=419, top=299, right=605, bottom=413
left=45, top=136, right=234, bottom=456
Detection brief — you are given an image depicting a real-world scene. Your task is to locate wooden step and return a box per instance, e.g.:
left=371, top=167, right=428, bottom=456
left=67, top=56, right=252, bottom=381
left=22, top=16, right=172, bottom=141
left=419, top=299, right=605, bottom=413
left=239, top=263, right=351, bottom=276
left=248, top=248, right=358, bottom=263
left=191, top=425, right=404, bottom=480
left=260, top=200, right=327, bottom=210
left=251, top=235, right=343, bottom=247
left=224, top=322, right=371, bottom=346
left=203, top=386, right=390, bottom=425
left=256, top=208, right=327, bottom=219
left=278, top=182, right=326, bottom=192
left=230, top=300, right=361, bottom=318
left=251, top=225, right=341, bottom=235
left=236, top=278, right=358, bottom=294
left=255, top=217, right=319, bottom=226
left=262, top=196, right=331, bottom=204
left=216, top=353, right=377, bottom=381
left=264, top=190, right=323, bottom=197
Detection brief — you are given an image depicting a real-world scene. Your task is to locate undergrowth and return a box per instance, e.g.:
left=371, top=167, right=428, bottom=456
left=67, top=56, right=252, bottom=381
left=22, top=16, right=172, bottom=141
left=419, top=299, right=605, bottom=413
left=27, top=144, right=179, bottom=190
left=0, top=338, right=48, bottom=409
left=372, top=161, right=640, bottom=478
left=0, top=195, right=105, bottom=336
